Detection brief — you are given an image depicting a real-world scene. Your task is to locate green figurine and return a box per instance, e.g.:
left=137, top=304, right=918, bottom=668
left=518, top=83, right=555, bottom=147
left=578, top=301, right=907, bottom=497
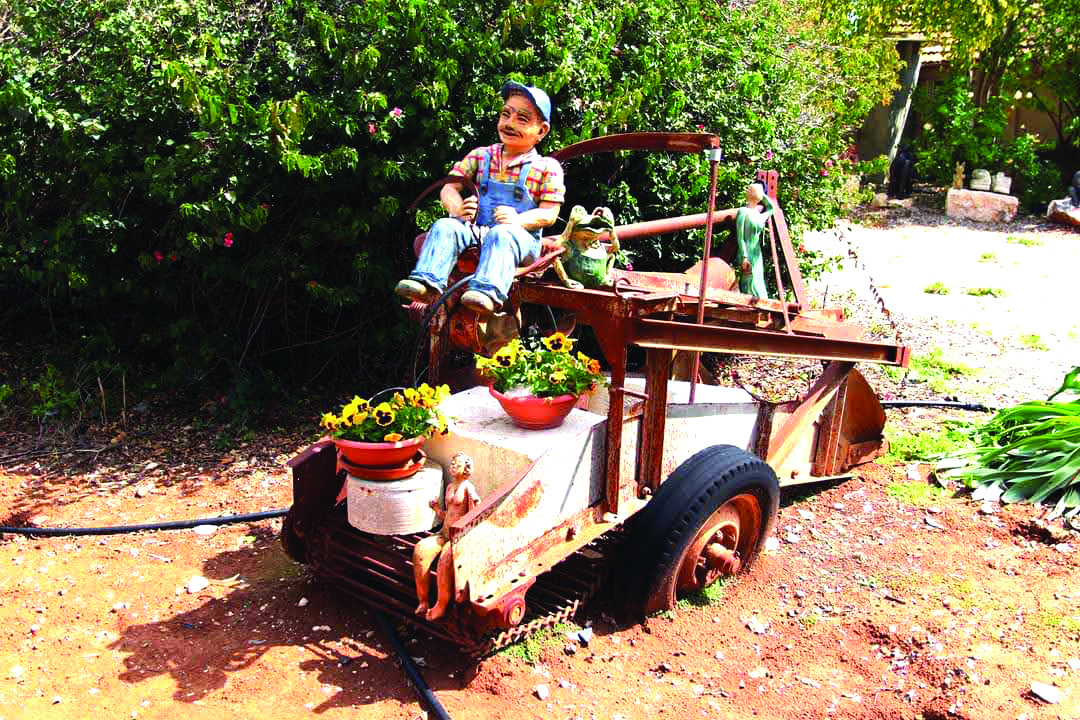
left=734, top=182, right=775, bottom=297
left=552, top=205, right=619, bottom=289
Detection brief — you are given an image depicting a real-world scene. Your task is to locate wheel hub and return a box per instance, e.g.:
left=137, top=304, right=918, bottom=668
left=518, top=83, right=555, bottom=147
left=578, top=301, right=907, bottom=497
left=675, top=493, right=762, bottom=596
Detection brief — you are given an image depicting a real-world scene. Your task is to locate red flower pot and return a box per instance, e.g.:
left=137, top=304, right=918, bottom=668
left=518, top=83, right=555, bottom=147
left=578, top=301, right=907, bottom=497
left=334, top=435, right=425, bottom=469
left=489, top=386, right=578, bottom=430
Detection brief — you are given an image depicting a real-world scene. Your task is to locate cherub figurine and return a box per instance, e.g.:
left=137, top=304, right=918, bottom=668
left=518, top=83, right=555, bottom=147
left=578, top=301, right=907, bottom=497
left=552, top=205, right=619, bottom=289
left=413, top=452, right=480, bottom=620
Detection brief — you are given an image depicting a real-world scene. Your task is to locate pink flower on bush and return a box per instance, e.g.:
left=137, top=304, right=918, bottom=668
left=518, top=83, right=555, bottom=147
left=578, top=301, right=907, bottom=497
left=820, top=169, right=829, bottom=176
left=223, top=232, right=234, bottom=248
left=765, top=150, right=774, bottom=160
left=696, top=124, right=705, bottom=131
left=368, top=122, right=377, bottom=135
left=390, top=107, right=403, bottom=119
left=824, top=159, right=834, bottom=168
left=154, top=251, right=164, bottom=263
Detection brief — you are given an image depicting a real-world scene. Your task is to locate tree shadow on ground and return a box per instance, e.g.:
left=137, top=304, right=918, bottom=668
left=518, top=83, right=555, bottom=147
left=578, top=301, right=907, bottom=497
left=106, top=525, right=478, bottom=713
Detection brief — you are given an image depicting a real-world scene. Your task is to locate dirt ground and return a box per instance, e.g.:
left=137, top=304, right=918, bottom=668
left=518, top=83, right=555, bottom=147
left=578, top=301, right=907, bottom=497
left=1, top=201, right=1078, bottom=720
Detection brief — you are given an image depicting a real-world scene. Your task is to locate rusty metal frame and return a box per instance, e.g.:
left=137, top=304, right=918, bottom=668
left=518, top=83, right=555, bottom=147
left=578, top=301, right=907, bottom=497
left=311, top=132, right=916, bottom=640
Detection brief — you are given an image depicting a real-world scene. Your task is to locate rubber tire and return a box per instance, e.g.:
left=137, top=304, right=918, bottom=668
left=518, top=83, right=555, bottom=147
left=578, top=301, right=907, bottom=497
left=617, top=444, right=779, bottom=618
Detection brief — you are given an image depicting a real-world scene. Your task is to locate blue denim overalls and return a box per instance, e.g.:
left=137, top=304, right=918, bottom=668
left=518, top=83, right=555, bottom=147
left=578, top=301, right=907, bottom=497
left=409, top=148, right=542, bottom=307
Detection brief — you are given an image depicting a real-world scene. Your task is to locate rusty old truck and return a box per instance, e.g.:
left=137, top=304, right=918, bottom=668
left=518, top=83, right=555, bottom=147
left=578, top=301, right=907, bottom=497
left=280, top=133, right=910, bottom=655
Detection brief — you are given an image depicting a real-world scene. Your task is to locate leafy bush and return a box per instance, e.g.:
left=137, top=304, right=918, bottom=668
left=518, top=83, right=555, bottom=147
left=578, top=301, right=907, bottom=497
left=943, top=367, right=1080, bottom=518
left=912, top=74, right=1059, bottom=210
left=0, top=0, right=898, bottom=408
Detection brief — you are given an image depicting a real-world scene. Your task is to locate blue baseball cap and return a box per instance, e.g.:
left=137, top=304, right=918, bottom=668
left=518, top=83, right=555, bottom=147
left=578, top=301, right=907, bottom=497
left=501, top=81, right=552, bottom=123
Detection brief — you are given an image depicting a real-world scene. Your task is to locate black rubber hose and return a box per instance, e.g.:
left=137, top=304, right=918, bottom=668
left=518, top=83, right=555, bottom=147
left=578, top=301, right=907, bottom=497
left=375, top=610, right=453, bottom=720
left=410, top=274, right=475, bottom=387
left=880, top=400, right=996, bottom=412
left=0, top=508, right=288, bottom=537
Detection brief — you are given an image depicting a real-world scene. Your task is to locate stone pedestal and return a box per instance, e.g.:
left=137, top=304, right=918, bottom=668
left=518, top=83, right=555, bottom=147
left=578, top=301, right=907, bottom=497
left=946, top=188, right=1019, bottom=223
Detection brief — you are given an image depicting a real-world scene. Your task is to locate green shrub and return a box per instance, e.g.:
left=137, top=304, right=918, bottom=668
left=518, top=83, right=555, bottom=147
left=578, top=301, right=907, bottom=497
left=912, top=74, right=1060, bottom=211
left=0, top=0, right=898, bottom=399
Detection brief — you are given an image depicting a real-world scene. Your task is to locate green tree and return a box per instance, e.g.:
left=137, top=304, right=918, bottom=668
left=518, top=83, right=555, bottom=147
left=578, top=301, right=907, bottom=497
left=0, top=0, right=898, bottom=409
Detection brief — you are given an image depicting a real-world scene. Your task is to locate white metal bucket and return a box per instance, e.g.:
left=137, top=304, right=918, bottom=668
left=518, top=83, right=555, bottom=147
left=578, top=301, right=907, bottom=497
left=346, top=458, right=443, bottom=535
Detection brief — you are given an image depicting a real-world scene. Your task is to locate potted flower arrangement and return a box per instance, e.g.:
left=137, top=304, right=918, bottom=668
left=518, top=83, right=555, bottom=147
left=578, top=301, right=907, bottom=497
left=475, top=332, right=606, bottom=429
left=320, top=384, right=451, bottom=476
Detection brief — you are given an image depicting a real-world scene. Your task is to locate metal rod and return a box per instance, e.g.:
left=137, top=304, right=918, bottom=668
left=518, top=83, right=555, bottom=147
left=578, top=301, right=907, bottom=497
left=766, top=216, right=792, bottom=333
left=690, top=147, right=722, bottom=402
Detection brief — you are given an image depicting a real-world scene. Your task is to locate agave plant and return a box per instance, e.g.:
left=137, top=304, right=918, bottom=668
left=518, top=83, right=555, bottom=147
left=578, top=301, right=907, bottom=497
left=944, top=367, right=1080, bottom=518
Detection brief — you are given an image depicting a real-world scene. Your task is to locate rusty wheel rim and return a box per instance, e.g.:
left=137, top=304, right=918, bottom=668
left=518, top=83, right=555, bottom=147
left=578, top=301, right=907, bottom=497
left=675, top=493, right=762, bottom=595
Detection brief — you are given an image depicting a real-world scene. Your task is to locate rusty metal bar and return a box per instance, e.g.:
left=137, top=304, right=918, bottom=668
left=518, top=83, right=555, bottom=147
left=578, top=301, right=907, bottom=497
left=690, top=147, right=723, bottom=402
left=551, top=132, right=721, bottom=163
left=641, top=349, right=673, bottom=493
left=603, top=209, right=739, bottom=243
left=770, top=205, right=808, bottom=309
left=766, top=209, right=792, bottom=333
left=616, top=386, right=649, bottom=400
left=631, top=318, right=909, bottom=365
left=603, top=332, right=629, bottom=516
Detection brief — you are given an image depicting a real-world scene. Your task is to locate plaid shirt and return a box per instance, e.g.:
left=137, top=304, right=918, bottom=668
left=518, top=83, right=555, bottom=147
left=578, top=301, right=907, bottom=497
left=450, top=144, right=565, bottom=205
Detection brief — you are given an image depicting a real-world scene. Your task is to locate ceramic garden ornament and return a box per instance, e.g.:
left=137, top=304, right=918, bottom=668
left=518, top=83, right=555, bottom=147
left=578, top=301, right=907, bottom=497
left=733, top=182, right=775, bottom=298
left=412, top=452, right=480, bottom=620
left=552, top=205, right=619, bottom=289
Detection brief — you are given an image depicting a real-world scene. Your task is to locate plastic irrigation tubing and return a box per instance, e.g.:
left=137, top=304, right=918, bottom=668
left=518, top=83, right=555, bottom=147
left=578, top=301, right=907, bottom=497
left=375, top=610, right=453, bottom=720
left=410, top=273, right=475, bottom=387
left=880, top=400, right=996, bottom=412
left=0, top=508, right=288, bottom=537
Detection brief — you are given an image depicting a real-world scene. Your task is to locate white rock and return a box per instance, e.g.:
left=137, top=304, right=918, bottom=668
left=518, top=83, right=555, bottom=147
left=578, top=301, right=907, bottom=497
left=1030, top=681, right=1061, bottom=704
left=797, top=509, right=814, bottom=521
left=1054, top=543, right=1073, bottom=554
left=744, top=616, right=770, bottom=635
left=763, top=537, right=780, bottom=554
left=971, top=483, right=1002, bottom=502
left=534, top=683, right=550, bottom=700
left=297, top=597, right=309, bottom=607
left=186, top=576, right=210, bottom=594
left=10, top=665, right=24, bottom=679
left=748, top=666, right=769, bottom=679
left=1068, top=658, right=1080, bottom=670
left=192, top=524, right=218, bottom=536
left=783, top=531, right=801, bottom=544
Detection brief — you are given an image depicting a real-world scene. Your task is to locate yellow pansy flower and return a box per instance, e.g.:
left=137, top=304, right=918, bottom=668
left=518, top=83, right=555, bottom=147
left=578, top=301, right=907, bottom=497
left=383, top=432, right=403, bottom=442
left=543, top=332, right=575, bottom=353
left=549, top=370, right=567, bottom=384
left=373, top=402, right=395, bottom=426
left=319, top=412, right=339, bottom=429
left=404, top=388, right=421, bottom=406
left=493, top=344, right=518, bottom=368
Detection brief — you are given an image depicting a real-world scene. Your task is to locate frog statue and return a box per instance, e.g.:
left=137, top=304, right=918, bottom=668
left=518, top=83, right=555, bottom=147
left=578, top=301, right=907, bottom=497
left=552, top=205, right=619, bottom=290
